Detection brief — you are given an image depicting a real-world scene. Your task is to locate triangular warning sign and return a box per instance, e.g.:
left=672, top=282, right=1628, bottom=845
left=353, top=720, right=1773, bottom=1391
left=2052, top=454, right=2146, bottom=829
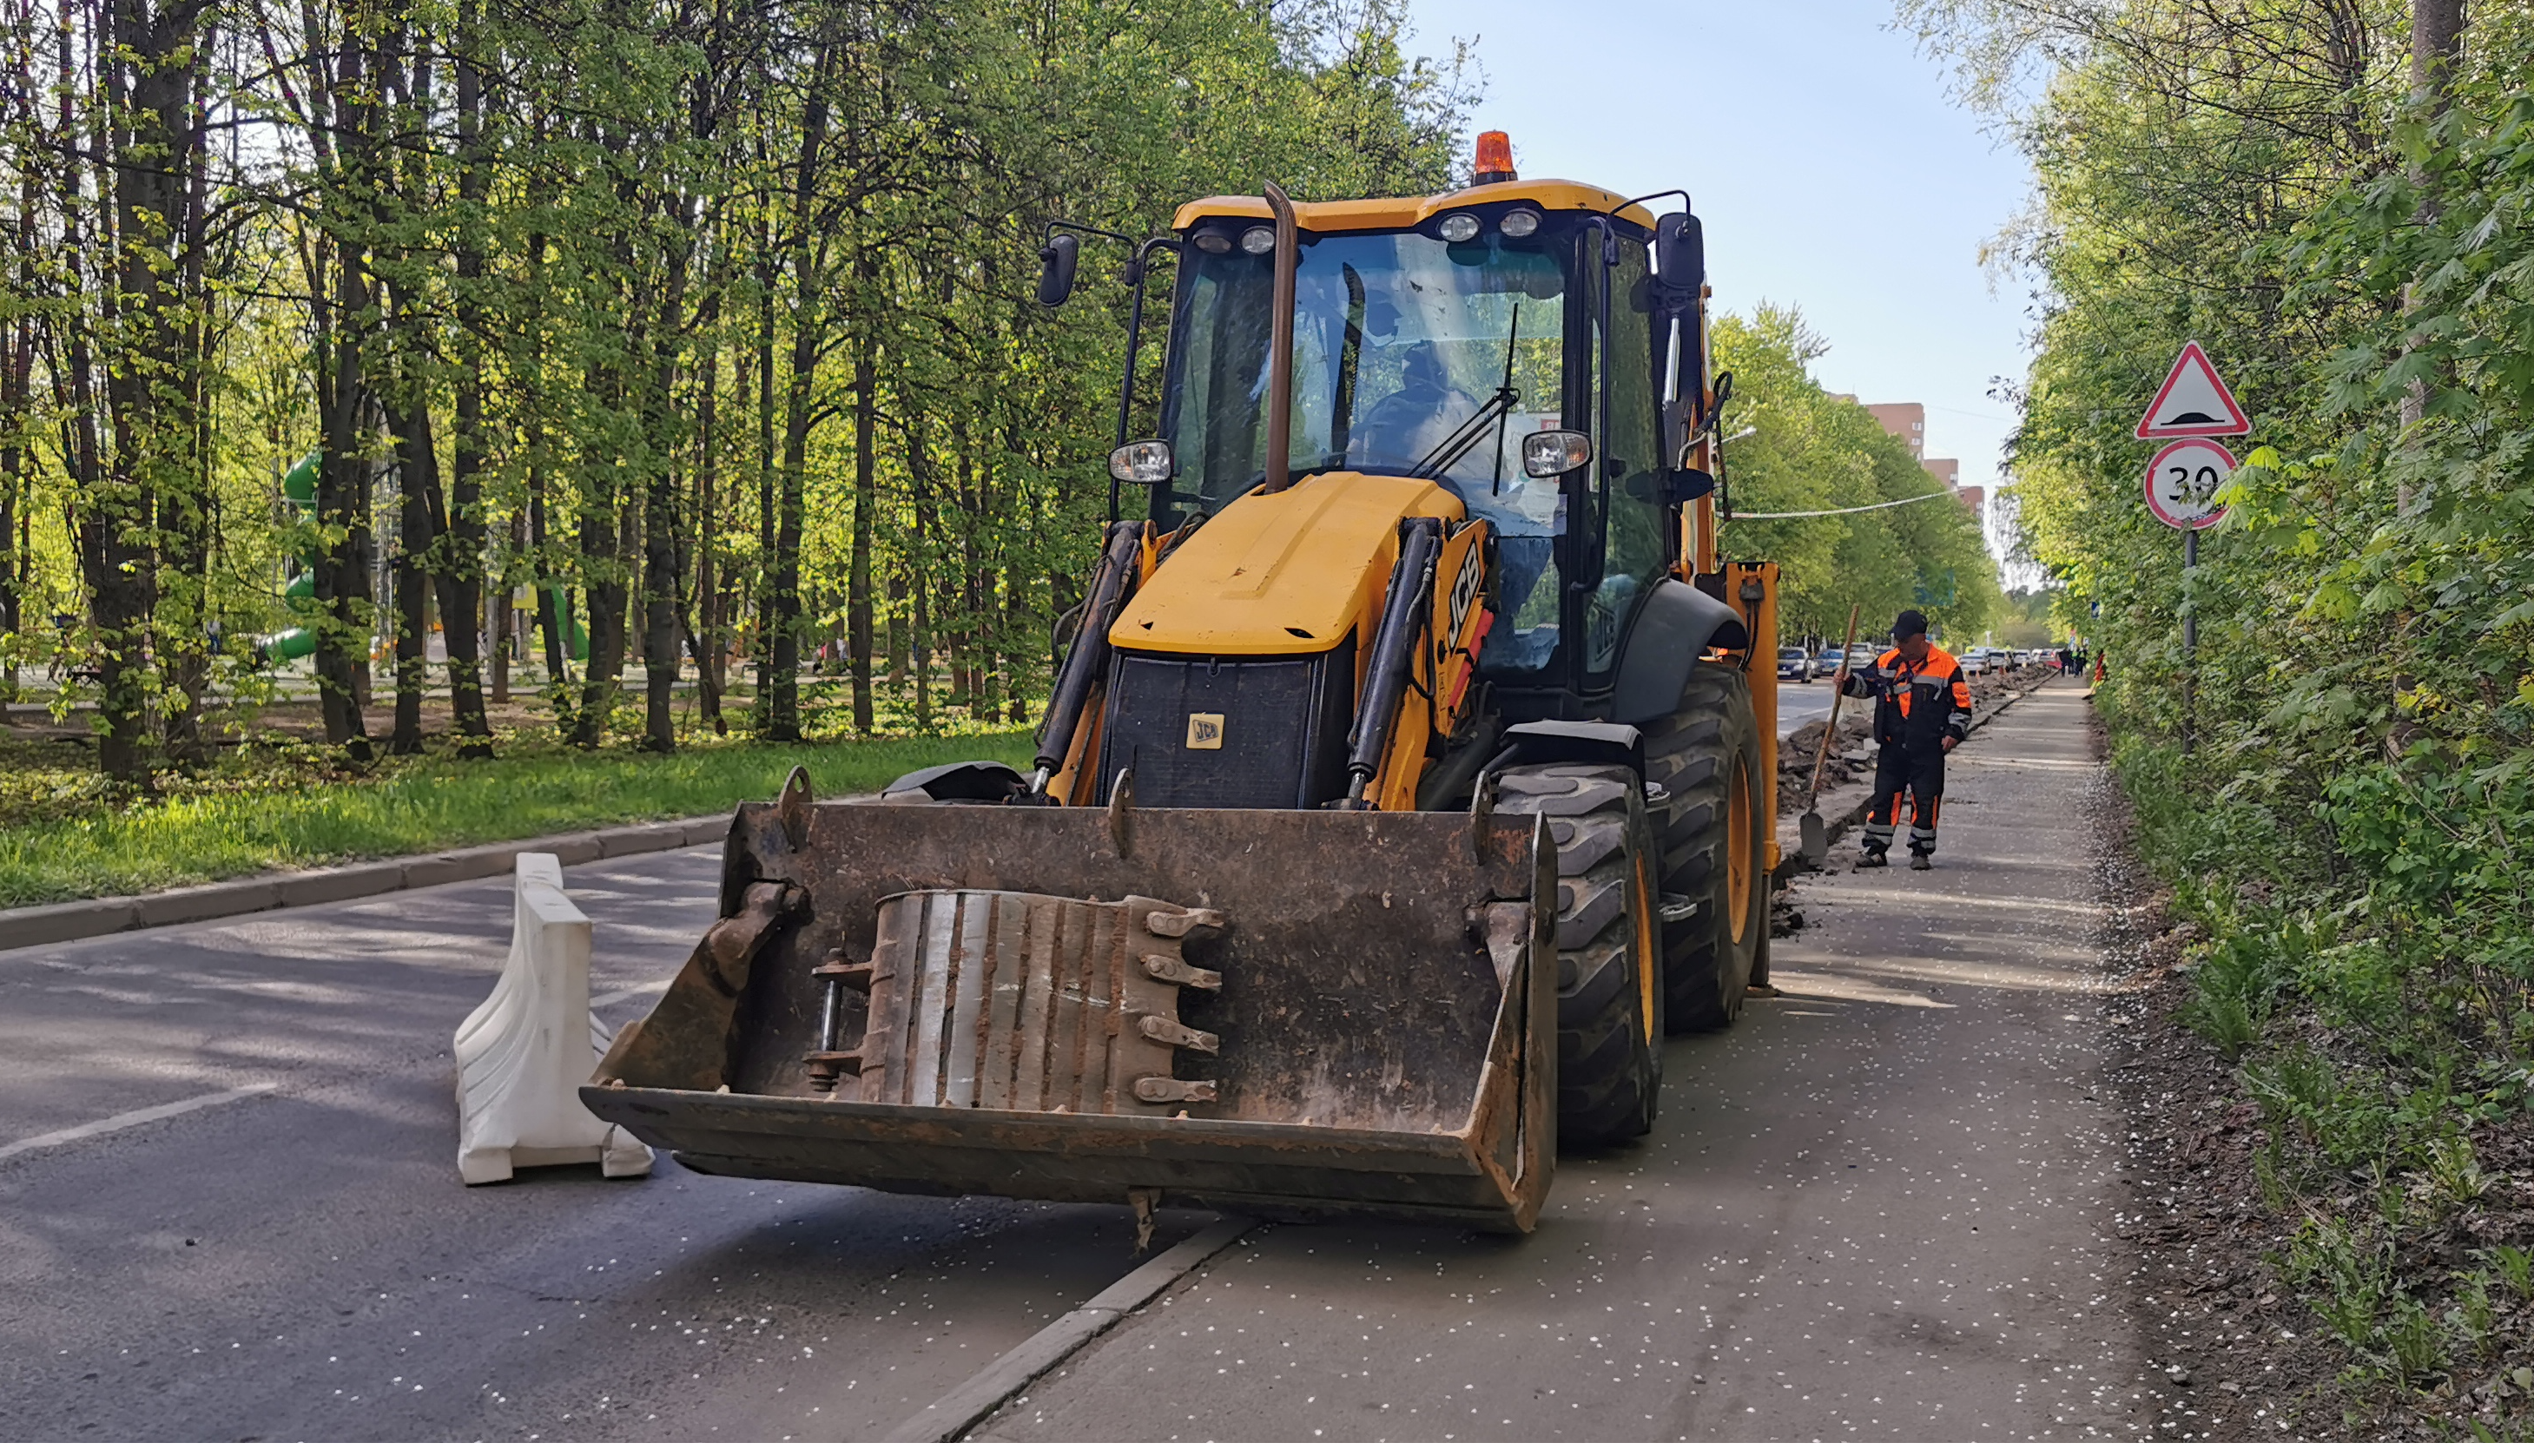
left=2136, top=341, right=2250, bottom=438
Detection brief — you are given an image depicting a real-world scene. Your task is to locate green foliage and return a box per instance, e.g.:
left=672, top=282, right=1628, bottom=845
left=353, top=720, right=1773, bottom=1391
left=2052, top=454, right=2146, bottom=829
left=3, top=0, right=1475, bottom=763
left=1904, top=0, right=2534, bottom=1421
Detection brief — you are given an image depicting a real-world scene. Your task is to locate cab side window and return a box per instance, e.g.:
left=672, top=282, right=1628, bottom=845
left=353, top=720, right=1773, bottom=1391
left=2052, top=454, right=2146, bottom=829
left=1585, top=240, right=1667, bottom=675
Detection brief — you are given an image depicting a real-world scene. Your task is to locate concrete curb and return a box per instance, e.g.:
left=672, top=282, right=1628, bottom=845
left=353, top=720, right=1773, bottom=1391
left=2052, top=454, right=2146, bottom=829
left=1773, top=673, right=2060, bottom=883
left=0, top=813, right=736, bottom=953
left=888, top=1216, right=1258, bottom=1442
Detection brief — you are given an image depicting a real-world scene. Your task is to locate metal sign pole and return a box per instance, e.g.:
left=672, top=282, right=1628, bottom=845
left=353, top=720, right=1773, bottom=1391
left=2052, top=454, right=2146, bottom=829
left=2182, top=527, right=2198, bottom=751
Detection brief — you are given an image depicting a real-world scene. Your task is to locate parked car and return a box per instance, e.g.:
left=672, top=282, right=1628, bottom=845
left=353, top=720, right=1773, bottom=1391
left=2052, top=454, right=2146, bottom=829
left=1959, top=647, right=1994, bottom=676
left=1778, top=647, right=1813, bottom=682
left=1813, top=647, right=1844, bottom=678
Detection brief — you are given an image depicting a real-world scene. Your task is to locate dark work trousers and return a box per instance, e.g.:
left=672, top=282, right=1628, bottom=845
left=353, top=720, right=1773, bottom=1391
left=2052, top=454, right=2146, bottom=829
left=1862, top=747, right=1945, bottom=854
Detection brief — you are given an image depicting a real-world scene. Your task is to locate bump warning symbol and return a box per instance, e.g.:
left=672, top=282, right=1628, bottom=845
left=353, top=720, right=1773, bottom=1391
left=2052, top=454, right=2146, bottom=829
left=2135, top=341, right=2250, bottom=438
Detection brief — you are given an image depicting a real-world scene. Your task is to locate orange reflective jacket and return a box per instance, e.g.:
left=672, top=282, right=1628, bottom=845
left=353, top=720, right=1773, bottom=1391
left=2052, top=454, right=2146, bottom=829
left=1839, top=644, right=1973, bottom=754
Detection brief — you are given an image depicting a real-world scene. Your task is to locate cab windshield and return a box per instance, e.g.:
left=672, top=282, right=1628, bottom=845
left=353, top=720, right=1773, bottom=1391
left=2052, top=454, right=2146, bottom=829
left=1161, top=225, right=1572, bottom=540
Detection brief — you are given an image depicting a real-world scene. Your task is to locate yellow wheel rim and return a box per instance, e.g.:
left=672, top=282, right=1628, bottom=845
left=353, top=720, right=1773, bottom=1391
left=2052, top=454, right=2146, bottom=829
left=1636, top=857, right=1659, bottom=1038
left=1726, top=759, right=1752, bottom=944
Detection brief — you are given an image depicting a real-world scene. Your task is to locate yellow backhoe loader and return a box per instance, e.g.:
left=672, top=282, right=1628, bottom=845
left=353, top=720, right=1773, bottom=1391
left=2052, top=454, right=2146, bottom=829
left=584, top=133, right=1781, bottom=1233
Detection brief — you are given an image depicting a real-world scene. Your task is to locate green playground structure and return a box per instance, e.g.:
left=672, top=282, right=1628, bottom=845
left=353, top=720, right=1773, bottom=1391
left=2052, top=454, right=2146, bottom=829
left=257, top=450, right=588, bottom=667
left=258, top=452, right=322, bottom=665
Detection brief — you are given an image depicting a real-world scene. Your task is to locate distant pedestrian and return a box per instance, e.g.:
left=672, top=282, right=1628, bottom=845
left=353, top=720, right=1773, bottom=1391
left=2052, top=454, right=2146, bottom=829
left=1835, top=609, right=1972, bottom=872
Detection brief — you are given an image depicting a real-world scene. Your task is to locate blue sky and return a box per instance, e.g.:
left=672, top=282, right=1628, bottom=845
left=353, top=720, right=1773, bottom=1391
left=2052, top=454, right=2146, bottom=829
left=1401, top=0, right=2035, bottom=515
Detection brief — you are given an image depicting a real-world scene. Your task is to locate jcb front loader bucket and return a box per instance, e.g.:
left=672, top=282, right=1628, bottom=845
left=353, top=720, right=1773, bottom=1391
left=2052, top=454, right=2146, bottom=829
left=582, top=786, right=1559, bottom=1231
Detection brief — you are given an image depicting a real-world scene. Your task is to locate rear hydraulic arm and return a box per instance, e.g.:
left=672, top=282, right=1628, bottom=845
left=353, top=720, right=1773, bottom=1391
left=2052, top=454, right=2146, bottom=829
left=1339, top=517, right=1443, bottom=807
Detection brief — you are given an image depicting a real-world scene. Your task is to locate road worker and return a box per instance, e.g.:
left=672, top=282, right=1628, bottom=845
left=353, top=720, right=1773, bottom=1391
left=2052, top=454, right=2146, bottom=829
left=1834, top=609, right=1972, bottom=871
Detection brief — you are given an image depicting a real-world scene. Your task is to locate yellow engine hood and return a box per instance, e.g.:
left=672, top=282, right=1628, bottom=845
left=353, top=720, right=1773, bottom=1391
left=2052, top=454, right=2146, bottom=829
left=1111, top=472, right=1465, bottom=656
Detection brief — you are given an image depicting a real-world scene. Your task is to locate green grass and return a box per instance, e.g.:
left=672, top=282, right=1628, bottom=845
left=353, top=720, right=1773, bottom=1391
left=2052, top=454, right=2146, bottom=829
left=0, top=728, right=1036, bottom=907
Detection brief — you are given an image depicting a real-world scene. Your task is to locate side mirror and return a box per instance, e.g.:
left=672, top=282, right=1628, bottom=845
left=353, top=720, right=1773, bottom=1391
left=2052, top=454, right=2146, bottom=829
left=1037, top=233, right=1080, bottom=307
left=1109, top=439, right=1173, bottom=484
left=1666, top=467, right=1717, bottom=503
left=1655, top=213, right=1705, bottom=293
left=1521, top=429, right=1592, bottom=479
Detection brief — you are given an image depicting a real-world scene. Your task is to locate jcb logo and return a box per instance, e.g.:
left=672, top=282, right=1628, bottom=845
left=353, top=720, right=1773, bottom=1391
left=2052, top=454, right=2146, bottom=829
left=1185, top=713, right=1225, bottom=749
left=1444, top=530, right=1485, bottom=648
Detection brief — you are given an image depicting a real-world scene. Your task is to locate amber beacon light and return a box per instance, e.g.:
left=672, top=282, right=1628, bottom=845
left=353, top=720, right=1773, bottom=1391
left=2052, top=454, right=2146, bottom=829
left=1473, top=130, right=1517, bottom=185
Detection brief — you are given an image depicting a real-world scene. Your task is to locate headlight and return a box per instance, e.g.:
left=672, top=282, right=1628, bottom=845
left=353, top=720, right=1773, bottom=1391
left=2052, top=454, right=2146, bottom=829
left=1192, top=229, right=1232, bottom=254
left=1109, top=439, right=1175, bottom=484
left=1436, top=213, right=1480, bottom=243
left=1239, top=225, right=1277, bottom=255
left=1521, top=429, right=1591, bottom=478
left=1499, top=208, right=1541, bottom=239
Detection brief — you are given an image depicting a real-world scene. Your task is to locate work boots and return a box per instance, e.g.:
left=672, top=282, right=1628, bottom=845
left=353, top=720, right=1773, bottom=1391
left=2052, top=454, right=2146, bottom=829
left=1910, top=850, right=1933, bottom=871
left=1854, top=844, right=1889, bottom=868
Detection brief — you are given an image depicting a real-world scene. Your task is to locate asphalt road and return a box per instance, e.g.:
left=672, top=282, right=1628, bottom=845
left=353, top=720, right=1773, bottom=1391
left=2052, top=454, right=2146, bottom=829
left=1777, top=679, right=1833, bottom=727
left=1, top=682, right=2141, bottom=1440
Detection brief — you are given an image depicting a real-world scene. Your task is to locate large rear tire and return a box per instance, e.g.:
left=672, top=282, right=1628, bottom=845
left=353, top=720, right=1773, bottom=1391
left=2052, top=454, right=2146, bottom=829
left=1495, top=764, right=1662, bottom=1146
left=1643, top=662, right=1768, bottom=1031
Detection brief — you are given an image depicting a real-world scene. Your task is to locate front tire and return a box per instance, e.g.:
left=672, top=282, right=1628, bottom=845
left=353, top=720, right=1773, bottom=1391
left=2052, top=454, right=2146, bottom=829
left=1643, top=662, right=1768, bottom=1031
left=1494, top=764, right=1662, bottom=1145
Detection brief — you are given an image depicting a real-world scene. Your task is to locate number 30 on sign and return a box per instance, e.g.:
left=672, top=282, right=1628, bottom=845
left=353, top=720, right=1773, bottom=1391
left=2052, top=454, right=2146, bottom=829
left=2143, top=438, right=2235, bottom=530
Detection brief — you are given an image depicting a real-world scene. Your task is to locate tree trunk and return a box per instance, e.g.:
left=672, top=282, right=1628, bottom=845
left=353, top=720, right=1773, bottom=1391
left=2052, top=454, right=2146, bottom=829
left=640, top=202, right=694, bottom=754
left=161, top=52, right=214, bottom=768
left=90, top=0, right=209, bottom=783
left=848, top=248, right=878, bottom=735
left=571, top=365, right=627, bottom=748
left=769, top=306, right=813, bottom=741
left=440, top=0, right=493, bottom=755
left=906, top=412, right=935, bottom=730
left=383, top=387, right=439, bottom=754
left=753, top=240, right=777, bottom=722
left=3, top=63, right=41, bottom=702
left=763, top=66, right=833, bottom=743
left=2396, top=0, right=2466, bottom=513
left=692, top=332, right=725, bottom=733
left=310, top=24, right=375, bottom=760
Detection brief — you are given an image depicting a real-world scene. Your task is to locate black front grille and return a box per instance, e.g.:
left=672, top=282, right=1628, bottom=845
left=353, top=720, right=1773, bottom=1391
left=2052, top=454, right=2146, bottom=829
left=1097, top=642, right=1355, bottom=809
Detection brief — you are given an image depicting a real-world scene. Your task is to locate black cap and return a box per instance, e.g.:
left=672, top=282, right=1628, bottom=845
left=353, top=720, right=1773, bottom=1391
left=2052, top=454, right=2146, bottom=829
left=1892, top=609, right=1930, bottom=639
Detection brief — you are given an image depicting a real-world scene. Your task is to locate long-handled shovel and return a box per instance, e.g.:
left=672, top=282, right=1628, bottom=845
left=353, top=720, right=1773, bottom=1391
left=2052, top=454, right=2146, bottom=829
left=1798, top=604, right=1862, bottom=868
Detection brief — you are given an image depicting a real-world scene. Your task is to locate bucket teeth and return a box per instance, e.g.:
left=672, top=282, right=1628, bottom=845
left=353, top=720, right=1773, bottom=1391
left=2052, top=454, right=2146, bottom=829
left=1145, top=907, right=1227, bottom=939
left=849, top=891, right=1229, bottom=1115
left=1138, top=1015, right=1218, bottom=1053
left=1139, top=952, right=1222, bottom=990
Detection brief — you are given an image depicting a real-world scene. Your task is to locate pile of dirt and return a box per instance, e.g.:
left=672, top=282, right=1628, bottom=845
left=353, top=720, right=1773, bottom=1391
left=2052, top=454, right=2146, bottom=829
left=1778, top=714, right=1872, bottom=807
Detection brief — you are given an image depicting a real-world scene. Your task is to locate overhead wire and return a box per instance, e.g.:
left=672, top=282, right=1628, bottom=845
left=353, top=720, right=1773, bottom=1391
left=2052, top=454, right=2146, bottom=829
left=1723, top=488, right=1960, bottom=521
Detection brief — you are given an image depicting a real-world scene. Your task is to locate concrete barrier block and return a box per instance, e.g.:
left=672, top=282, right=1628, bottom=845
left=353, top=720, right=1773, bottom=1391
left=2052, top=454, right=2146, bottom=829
left=454, top=853, right=653, bottom=1185
left=0, top=897, right=144, bottom=951
left=595, top=823, right=685, bottom=858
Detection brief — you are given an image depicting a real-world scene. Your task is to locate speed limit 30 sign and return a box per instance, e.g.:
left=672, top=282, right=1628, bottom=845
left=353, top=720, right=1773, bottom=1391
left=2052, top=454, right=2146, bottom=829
left=2143, top=438, right=2234, bottom=530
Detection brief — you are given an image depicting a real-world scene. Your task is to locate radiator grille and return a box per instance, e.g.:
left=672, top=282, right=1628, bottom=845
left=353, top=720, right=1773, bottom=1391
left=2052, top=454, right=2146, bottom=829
left=1098, top=644, right=1354, bottom=809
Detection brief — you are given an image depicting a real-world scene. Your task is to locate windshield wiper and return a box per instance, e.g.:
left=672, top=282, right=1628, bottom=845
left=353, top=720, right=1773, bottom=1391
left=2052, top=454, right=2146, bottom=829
left=1409, top=303, right=1522, bottom=483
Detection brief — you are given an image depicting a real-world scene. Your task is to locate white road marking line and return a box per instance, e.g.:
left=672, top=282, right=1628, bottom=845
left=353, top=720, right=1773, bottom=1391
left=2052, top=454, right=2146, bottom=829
left=0, top=1083, right=280, bottom=1163
left=591, top=979, right=671, bottom=1010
